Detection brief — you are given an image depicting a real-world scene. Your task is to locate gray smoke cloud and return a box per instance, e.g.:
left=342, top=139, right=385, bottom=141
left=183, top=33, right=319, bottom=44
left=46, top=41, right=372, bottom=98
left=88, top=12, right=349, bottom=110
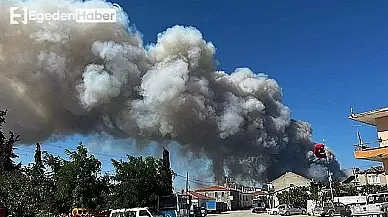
left=0, top=0, right=344, bottom=184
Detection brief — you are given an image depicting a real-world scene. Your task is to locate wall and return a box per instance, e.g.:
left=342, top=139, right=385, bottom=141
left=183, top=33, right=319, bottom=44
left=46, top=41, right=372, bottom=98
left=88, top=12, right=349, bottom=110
left=356, top=173, right=387, bottom=186
left=374, top=117, right=388, bottom=187
left=376, top=116, right=388, bottom=147
left=271, top=172, right=311, bottom=191
left=333, top=196, right=367, bottom=205
left=196, top=190, right=240, bottom=210
left=240, top=193, right=254, bottom=209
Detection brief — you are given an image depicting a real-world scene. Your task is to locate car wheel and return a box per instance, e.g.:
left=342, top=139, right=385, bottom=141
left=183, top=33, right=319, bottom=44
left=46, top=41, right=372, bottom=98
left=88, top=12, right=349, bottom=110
left=285, top=211, right=290, bottom=216
left=302, top=210, right=306, bottom=215
left=274, top=211, right=278, bottom=215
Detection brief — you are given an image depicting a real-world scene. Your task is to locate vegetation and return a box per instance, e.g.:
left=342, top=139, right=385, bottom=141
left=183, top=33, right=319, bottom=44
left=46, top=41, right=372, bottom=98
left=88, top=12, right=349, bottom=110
left=0, top=110, right=174, bottom=217
left=276, top=186, right=310, bottom=208
left=277, top=181, right=388, bottom=207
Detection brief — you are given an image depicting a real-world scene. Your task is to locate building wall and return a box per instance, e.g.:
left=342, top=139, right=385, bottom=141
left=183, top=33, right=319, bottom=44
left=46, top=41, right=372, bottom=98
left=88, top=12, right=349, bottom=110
left=356, top=173, right=387, bottom=186
left=196, top=190, right=240, bottom=210
left=376, top=116, right=388, bottom=147
left=240, top=193, right=254, bottom=209
left=271, top=172, right=311, bottom=192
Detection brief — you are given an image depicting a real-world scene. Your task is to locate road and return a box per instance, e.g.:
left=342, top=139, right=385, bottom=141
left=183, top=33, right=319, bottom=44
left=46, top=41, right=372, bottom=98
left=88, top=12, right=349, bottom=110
left=208, top=210, right=306, bottom=217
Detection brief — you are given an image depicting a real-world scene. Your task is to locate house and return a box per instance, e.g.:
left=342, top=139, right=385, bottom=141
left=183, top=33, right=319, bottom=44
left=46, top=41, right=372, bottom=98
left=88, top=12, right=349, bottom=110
left=252, top=190, right=267, bottom=204
left=185, top=191, right=216, bottom=208
left=269, top=171, right=312, bottom=192
left=267, top=171, right=312, bottom=208
left=195, top=185, right=240, bottom=210
left=349, top=107, right=388, bottom=186
left=342, top=166, right=387, bottom=187
left=239, top=192, right=254, bottom=209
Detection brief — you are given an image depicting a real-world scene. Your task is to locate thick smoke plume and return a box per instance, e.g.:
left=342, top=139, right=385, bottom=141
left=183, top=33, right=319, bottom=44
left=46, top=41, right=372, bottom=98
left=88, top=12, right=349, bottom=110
left=0, top=0, right=344, bottom=184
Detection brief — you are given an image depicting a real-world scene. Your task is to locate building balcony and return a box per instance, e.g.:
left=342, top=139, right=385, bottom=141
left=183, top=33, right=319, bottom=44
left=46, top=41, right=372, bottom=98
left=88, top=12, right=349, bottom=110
left=354, top=145, right=388, bottom=161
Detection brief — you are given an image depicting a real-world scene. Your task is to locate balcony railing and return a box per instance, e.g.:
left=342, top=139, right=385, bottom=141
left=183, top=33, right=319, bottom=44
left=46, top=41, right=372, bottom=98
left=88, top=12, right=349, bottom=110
left=353, top=138, right=387, bottom=151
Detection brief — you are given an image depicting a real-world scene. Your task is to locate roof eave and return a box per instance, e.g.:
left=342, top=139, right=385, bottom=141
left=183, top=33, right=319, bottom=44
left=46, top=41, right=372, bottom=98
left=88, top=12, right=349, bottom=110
left=348, top=115, right=376, bottom=126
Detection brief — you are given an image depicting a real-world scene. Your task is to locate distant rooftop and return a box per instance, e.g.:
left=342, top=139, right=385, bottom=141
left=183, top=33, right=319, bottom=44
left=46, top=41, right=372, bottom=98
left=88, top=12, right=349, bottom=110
left=349, top=107, right=388, bottom=126
left=195, top=185, right=232, bottom=192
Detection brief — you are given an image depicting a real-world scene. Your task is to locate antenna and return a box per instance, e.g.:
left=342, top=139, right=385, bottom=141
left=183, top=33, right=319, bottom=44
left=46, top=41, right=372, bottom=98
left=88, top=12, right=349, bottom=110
left=351, top=125, right=365, bottom=148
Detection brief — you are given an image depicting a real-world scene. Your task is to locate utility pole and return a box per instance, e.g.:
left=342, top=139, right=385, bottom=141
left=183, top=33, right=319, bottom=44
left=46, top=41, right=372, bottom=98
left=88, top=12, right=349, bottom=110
left=328, top=171, right=334, bottom=201
left=323, top=139, right=334, bottom=201
left=186, top=172, right=189, bottom=194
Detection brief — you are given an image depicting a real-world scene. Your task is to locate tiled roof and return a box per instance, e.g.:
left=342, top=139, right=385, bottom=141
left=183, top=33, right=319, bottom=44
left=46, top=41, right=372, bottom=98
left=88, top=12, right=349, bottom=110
left=341, top=175, right=355, bottom=184
left=195, top=185, right=231, bottom=191
left=252, top=191, right=265, bottom=195
left=187, top=191, right=215, bottom=200
left=358, top=166, right=384, bottom=174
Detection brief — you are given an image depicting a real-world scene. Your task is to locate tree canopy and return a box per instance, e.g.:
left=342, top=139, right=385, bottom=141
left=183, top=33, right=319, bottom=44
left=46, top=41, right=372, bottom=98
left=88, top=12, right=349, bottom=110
left=0, top=110, right=175, bottom=217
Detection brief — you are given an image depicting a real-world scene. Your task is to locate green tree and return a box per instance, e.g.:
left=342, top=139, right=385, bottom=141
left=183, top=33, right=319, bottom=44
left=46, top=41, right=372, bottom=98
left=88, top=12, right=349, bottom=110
left=0, top=110, right=21, bottom=172
left=0, top=110, right=34, bottom=217
left=161, top=148, right=174, bottom=194
left=110, top=153, right=174, bottom=209
left=359, top=184, right=387, bottom=195
left=43, top=143, right=108, bottom=214
left=331, top=181, right=359, bottom=197
left=277, top=186, right=310, bottom=208
left=33, top=143, right=44, bottom=174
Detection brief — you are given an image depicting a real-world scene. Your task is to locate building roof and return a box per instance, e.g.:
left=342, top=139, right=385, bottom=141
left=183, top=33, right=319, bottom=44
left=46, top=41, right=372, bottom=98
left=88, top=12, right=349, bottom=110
left=270, top=171, right=312, bottom=184
left=195, top=185, right=232, bottom=192
left=341, top=175, right=356, bottom=184
left=252, top=191, right=265, bottom=196
left=349, top=107, right=388, bottom=126
left=186, top=191, right=215, bottom=200
left=357, top=165, right=384, bottom=174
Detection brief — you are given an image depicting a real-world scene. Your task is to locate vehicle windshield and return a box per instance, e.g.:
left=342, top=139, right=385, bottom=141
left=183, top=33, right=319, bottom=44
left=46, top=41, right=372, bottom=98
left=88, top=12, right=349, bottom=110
left=367, top=194, right=388, bottom=204
left=111, top=211, right=136, bottom=217
left=158, top=195, right=177, bottom=210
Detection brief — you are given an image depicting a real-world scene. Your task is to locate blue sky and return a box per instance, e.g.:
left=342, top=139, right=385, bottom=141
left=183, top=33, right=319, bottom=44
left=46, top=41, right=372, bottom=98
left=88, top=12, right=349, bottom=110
left=14, top=0, right=388, bottom=188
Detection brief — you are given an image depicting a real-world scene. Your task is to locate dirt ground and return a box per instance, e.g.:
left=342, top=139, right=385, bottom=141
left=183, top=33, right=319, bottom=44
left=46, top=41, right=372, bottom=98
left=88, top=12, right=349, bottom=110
left=208, top=210, right=306, bottom=217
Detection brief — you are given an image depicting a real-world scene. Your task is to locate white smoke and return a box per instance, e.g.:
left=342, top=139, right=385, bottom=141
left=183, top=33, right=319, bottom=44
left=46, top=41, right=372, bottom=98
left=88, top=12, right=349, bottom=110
left=0, top=0, right=344, bottom=183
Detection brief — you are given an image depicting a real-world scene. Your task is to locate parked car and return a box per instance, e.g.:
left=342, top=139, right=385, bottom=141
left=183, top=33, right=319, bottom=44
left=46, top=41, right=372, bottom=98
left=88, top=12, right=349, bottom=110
left=91, top=210, right=111, bottom=217
left=72, top=208, right=89, bottom=217
left=312, top=201, right=347, bottom=217
left=110, top=207, right=154, bottom=217
left=252, top=206, right=267, bottom=213
left=279, top=204, right=306, bottom=216
left=267, top=204, right=286, bottom=215
left=0, top=207, right=6, bottom=217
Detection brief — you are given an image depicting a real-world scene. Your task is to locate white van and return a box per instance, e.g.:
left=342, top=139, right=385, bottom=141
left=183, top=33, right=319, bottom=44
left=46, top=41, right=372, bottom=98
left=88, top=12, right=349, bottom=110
left=109, top=207, right=154, bottom=217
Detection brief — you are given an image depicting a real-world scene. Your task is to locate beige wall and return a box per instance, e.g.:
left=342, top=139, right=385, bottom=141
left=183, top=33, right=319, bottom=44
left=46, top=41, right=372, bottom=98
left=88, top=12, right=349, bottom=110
left=271, top=172, right=311, bottom=191
left=356, top=173, right=387, bottom=186
left=376, top=116, right=388, bottom=146
left=383, top=160, right=388, bottom=187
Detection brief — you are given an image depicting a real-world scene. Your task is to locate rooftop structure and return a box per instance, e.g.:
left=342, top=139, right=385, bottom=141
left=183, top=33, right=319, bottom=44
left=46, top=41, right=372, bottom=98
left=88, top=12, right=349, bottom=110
left=349, top=107, right=388, bottom=187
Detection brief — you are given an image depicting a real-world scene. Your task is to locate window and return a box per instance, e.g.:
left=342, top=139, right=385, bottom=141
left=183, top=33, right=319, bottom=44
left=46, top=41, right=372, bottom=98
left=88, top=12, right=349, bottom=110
left=125, top=212, right=136, bottom=217
left=355, top=174, right=360, bottom=182
left=367, top=174, right=381, bottom=184
left=215, top=192, right=218, bottom=197
left=221, top=192, right=224, bottom=197
left=158, top=194, right=177, bottom=210
left=139, top=210, right=151, bottom=217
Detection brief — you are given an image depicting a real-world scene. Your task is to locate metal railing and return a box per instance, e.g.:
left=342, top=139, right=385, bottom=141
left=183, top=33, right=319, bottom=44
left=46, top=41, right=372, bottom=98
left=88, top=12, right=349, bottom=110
left=354, top=138, right=388, bottom=151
